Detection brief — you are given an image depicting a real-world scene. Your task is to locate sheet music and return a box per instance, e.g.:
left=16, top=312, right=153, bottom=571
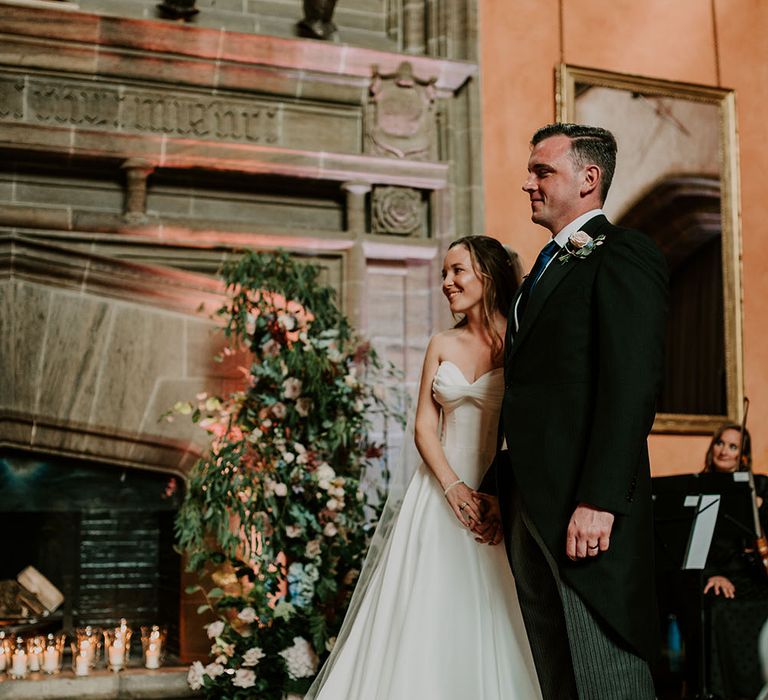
left=682, top=494, right=720, bottom=570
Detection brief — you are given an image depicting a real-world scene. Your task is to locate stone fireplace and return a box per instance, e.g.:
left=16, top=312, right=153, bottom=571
left=0, top=451, right=182, bottom=652
left=0, top=0, right=483, bottom=662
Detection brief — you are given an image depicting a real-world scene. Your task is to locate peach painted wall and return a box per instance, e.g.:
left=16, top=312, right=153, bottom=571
left=479, top=0, right=768, bottom=475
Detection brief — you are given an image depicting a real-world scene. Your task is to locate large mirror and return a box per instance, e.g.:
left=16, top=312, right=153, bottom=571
left=557, top=65, right=743, bottom=434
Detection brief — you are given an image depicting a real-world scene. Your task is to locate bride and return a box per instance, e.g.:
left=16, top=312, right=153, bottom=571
left=306, top=236, right=542, bottom=700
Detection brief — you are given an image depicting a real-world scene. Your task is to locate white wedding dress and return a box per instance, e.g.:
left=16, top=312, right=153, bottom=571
left=310, top=361, right=542, bottom=700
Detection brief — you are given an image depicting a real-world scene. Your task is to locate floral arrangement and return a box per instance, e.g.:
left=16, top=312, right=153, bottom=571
left=173, top=250, right=402, bottom=699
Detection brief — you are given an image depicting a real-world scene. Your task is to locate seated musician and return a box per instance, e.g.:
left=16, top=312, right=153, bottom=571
left=700, top=423, right=768, bottom=700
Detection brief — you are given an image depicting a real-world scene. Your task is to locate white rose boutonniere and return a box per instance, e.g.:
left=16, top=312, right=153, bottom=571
left=558, top=230, right=605, bottom=264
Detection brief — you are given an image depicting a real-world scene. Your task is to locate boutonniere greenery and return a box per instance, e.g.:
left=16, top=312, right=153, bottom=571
left=558, top=230, right=605, bottom=264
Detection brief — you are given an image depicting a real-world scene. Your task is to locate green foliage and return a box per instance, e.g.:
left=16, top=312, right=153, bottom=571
left=175, top=250, right=402, bottom=698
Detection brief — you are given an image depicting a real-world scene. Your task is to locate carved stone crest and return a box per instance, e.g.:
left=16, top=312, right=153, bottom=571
left=366, top=62, right=436, bottom=160
left=372, top=186, right=423, bottom=237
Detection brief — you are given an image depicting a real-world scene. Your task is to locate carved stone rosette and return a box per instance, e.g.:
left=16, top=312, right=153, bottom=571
left=366, top=61, right=436, bottom=160
left=372, top=186, right=423, bottom=237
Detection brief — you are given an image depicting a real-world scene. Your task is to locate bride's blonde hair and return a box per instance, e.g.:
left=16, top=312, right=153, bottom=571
left=448, top=235, right=521, bottom=362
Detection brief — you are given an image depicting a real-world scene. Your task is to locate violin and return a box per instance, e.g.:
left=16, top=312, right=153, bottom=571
left=738, top=397, right=768, bottom=578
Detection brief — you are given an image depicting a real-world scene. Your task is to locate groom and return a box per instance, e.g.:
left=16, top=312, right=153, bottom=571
left=477, top=123, right=667, bottom=699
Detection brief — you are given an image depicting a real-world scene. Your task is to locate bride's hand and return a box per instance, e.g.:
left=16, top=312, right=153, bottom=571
left=471, top=493, right=503, bottom=545
left=444, top=480, right=482, bottom=528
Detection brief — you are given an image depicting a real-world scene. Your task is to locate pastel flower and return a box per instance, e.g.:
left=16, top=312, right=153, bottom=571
left=569, top=230, right=592, bottom=249
left=206, top=620, right=225, bottom=639
left=271, top=402, right=287, bottom=419
left=296, top=397, right=313, bottom=417
left=286, top=524, right=302, bottom=538
left=237, top=607, right=257, bottom=624
left=282, top=377, right=302, bottom=399
left=323, top=521, right=338, bottom=537
left=204, top=662, right=225, bottom=678
left=232, top=668, right=257, bottom=688
left=279, top=637, right=319, bottom=680
left=305, top=539, right=321, bottom=558
left=242, top=647, right=265, bottom=667
left=273, top=482, right=288, bottom=497
left=187, top=661, right=205, bottom=690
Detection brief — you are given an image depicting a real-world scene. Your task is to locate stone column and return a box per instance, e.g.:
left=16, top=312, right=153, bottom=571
left=121, top=159, right=155, bottom=225
left=403, top=0, right=426, bottom=54
left=342, top=181, right=371, bottom=331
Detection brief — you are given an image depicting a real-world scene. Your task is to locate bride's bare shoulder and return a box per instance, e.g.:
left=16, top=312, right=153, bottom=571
left=427, top=328, right=465, bottom=358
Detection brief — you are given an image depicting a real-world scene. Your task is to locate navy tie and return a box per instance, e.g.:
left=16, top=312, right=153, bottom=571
left=515, top=239, right=560, bottom=328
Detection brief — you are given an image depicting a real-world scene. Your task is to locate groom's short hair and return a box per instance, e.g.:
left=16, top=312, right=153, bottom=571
left=531, top=123, right=617, bottom=203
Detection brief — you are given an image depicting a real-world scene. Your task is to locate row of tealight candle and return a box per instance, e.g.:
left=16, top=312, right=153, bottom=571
left=0, top=621, right=167, bottom=679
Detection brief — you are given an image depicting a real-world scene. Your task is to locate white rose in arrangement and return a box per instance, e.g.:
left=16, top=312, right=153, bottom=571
left=296, top=397, right=312, bottom=417
left=237, top=607, right=257, bottom=624
left=277, top=312, right=296, bottom=331
left=323, top=521, right=338, bottom=537
left=242, top=647, right=265, bottom=667
left=187, top=661, right=205, bottom=690
left=283, top=452, right=295, bottom=464
left=206, top=620, right=225, bottom=639
left=305, top=539, right=321, bottom=558
left=285, top=524, right=302, bottom=538
left=282, top=377, right=302, bottom=399
left=273, top=482, right=288, bottom=497
left=248, top=428, right=263, bottom=442
left=326, top=498, right=341, bottom=511
left=232, top=668, right=257, bottom=689
left=279, top=637, right=319, bottom=680
left=271, top=402, right=287, bottom=419
left=315, top=463, right=336, bottom=485
left=329, top=486, right=345, bottom=498
left=204, top=662, right=225, bottom=678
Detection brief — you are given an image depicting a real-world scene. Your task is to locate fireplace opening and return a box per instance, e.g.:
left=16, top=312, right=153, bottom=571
left=0, top=450, right=183, bottom=657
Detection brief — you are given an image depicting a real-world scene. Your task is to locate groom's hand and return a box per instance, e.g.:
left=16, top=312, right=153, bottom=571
left=470, top=492, right=503, bottom=545
left=566, top=503, right=614, bottom=560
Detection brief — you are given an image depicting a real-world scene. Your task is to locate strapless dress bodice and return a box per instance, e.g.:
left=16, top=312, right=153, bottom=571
left=431, top=361, right=504, bottom=484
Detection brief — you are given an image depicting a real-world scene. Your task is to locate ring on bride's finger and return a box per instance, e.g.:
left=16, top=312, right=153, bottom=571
left=587, top=545, right=599, bottom=550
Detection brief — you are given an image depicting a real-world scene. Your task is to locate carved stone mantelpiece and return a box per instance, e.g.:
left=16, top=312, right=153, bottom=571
left=366, top=61, right=437, bottom=160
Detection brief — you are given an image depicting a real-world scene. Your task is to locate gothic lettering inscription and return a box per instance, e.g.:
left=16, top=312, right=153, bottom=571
left=0, top=74, right=280, bottom=145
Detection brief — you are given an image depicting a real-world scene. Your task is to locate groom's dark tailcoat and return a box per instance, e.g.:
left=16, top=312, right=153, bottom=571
left=493, top=214, right=668, bottom=664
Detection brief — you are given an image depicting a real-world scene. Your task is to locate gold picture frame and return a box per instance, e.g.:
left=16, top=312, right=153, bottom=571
left=556, top=64, right=743, bottom=434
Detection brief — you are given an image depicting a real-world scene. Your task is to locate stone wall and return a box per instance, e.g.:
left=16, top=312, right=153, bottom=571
left=0, top=0, right=482, bottom=659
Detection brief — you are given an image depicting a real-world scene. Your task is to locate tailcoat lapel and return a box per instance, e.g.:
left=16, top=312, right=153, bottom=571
left=507, top=215, right=610, bottom=364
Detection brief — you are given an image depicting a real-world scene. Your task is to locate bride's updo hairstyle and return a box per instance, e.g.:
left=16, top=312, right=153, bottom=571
left=448, top=235, right=521, bottom=362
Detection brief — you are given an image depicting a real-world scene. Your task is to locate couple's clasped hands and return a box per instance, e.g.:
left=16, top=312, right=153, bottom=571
left=444, top=481, right=503, bottom=545
left=445, top=482, right=615, bottom=558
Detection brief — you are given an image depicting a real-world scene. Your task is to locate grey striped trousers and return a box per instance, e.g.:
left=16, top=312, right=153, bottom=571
left=507, top=499, right=655, bottom=700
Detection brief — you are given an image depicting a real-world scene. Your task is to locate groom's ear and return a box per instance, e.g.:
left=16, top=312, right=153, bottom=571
left=580, top=164, right=601, bottom=198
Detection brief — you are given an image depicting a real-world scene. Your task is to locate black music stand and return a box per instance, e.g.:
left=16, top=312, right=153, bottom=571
left=653, top=473, right=756, bottom=699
